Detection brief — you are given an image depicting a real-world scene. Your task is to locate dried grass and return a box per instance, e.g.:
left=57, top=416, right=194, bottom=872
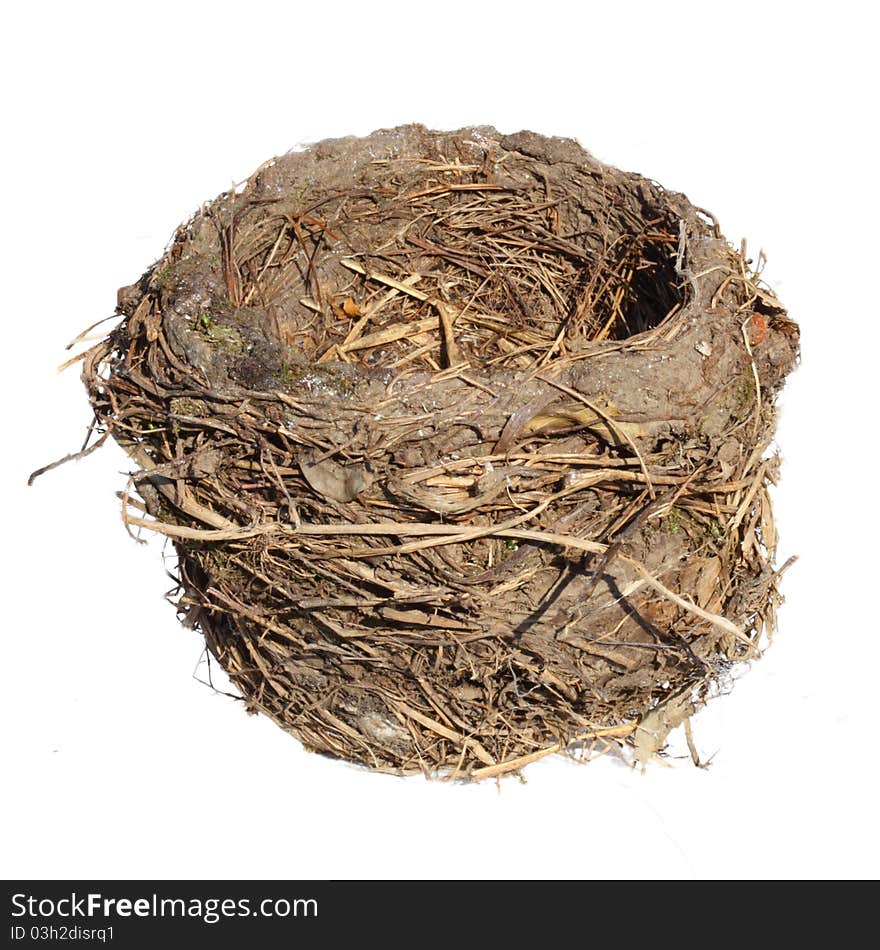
left=59, top=126, right=798, bottom=778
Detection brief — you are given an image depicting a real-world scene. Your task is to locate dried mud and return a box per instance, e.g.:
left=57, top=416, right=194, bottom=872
left=81, top=125, right=798, bottom=777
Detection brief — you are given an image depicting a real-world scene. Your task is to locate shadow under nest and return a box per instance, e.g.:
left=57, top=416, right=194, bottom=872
left=81, top=125, right=799, bottom=778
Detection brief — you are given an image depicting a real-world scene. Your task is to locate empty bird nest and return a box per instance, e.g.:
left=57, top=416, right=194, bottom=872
left=72, top=125, right=799, bottom=778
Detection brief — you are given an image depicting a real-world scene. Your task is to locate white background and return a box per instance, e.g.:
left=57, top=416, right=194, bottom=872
left=3, top=1, right=877, bottom=880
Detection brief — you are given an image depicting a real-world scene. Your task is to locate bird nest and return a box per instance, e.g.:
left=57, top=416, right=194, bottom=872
left=76, top=125, right=798, bottom=778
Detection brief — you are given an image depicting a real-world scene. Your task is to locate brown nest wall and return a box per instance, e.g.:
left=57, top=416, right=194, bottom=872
left=82, top=126, right=799, bottom=777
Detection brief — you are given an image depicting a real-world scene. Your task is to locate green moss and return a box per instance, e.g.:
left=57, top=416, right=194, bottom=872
left=195, top=312, right=246, bottom=352
left=278, top=353, right=303, bottom=386
left=663, top=507, right=682, bottom=534
left=154, top=250, right=222, bottom=298
left=280, top=356, right=356, bottom=397
left=733, top=371, right=757, bottom=420
left=154, top=258, right=195, bottom=295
